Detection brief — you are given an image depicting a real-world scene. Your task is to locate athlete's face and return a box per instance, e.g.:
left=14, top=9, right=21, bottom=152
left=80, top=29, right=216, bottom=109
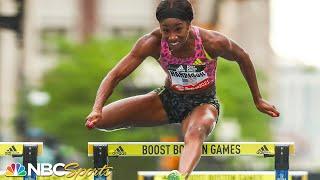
left=160, top=18, right=191, bottom=51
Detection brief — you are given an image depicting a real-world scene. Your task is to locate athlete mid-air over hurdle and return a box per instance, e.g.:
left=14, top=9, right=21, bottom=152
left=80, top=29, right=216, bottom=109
left=85, top=0, right=280, bottom=179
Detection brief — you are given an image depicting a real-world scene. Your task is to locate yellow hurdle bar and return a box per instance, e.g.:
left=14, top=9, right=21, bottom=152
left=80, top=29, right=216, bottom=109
left=0, top=142, right=43, bottom=156
left=88, top=142, right=294, bottom=157
left=137, top=171, right=308, bottom=180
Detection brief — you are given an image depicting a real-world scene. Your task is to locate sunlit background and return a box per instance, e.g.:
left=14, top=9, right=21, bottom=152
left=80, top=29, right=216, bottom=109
left=271, top=0, right=320, bottom=68
left=0, top=0, right=319, bottom=179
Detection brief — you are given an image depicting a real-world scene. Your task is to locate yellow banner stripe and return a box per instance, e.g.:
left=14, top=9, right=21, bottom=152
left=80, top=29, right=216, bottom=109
left=138, top=171, right=308, bottom=180
left=0, top=142, right=43, bottom=156
left=88, top=142, right=294, bottom=157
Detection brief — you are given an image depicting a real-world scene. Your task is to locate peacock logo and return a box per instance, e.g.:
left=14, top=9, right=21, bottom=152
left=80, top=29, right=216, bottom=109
left=5, top=163, right=27, bottom=176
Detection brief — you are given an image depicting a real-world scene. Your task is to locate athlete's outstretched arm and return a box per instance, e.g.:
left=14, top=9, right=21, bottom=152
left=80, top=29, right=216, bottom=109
left=207, top=31, right=280, bottom=117
left=86, top=33, right=160, bottom=128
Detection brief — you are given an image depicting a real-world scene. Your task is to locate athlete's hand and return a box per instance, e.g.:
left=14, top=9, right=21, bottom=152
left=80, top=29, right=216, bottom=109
left=255, top=98, right=280, bottom=117
left=85, top=110, right=102, bottom=129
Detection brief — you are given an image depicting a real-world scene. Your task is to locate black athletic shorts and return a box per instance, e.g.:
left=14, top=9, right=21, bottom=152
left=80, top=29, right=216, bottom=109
left=154, top=86, right=220, bottom=124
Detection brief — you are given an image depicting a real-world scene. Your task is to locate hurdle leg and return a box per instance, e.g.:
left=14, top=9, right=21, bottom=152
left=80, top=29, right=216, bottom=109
left=275, top=145, right=289, bottom=180
left=93, top=145, right=109, bottom=180
left=23, top=144, right=38, bottom=180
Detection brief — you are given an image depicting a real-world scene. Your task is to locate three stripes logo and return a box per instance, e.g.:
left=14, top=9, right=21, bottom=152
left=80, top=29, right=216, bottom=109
left=5, top=146, right=19, bottom=155
left=256, top=145, right=271, bottom=155
left=176, top=65, right=185, bottom=72
left=111, top=146, right=126, bottom=156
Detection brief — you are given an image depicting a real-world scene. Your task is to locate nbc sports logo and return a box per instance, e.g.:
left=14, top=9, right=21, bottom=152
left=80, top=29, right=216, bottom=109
left=5, top=163, right=27, bottom=176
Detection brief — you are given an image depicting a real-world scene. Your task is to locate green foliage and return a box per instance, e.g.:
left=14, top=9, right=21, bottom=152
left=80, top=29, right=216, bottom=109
left=216, top=59, right=271, bottom=140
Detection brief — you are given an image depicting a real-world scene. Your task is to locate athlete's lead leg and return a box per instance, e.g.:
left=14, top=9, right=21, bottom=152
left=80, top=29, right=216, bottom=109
left=179, top=104, right=218, bottom=178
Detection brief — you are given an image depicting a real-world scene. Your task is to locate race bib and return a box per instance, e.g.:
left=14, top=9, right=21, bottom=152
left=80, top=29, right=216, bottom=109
left=168, top=64, right=211, bottom=91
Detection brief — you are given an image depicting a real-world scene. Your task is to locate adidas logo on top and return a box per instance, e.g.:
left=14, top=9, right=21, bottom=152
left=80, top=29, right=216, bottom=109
left=176, top=65, right=185, bottom=72
left=256, top=145, right=271, bottom=155
left=112, top=146, right=126, bottom=156
left=5, top=146, right=19, bottom=155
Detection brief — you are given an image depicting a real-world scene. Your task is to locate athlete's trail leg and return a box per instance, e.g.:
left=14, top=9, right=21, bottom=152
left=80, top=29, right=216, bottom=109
left=95, top=92, right=169, bottom=129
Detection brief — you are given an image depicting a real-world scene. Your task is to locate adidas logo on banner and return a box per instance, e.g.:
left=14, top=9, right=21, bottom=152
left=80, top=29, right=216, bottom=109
left=111, top=146, right=126, bottom=156
left=256, top=145, right=271, bottom=155
left=176, top=65, right=185, bottom=72
left=5, top=146, right=19, bottom=155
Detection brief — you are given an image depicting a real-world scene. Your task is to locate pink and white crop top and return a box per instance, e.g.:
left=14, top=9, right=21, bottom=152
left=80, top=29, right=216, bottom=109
left=159, top=26, right=217, bottom=91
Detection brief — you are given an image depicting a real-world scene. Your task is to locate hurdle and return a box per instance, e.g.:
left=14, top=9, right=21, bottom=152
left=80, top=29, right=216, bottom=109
left=88, top=142, right=295, bottom=180
left=0, top=142, right=43, bottom=180
left=138, top=171, right=308, bottom=180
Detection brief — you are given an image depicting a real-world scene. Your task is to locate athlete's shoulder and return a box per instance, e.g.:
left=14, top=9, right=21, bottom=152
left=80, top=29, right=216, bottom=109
left=150, top=28, right=162, bottom=40
left=140, top=28, right=161, bottom=44
left=135, top=28, right=161, bottom=49
left=132, top=28, right=162, bottom=59
left=197, top=27, right=232, bottom=56
left=198, top=27, right=229, bottom=46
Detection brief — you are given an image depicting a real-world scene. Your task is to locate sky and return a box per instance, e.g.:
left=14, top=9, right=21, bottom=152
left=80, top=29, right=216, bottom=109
left=270, top=0, right=320, bottom=68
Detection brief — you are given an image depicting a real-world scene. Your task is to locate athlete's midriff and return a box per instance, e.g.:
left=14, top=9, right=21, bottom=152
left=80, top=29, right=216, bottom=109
left=164, top=78, right=215, bottom=94
left=159, top=26, right=217, bottom=93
